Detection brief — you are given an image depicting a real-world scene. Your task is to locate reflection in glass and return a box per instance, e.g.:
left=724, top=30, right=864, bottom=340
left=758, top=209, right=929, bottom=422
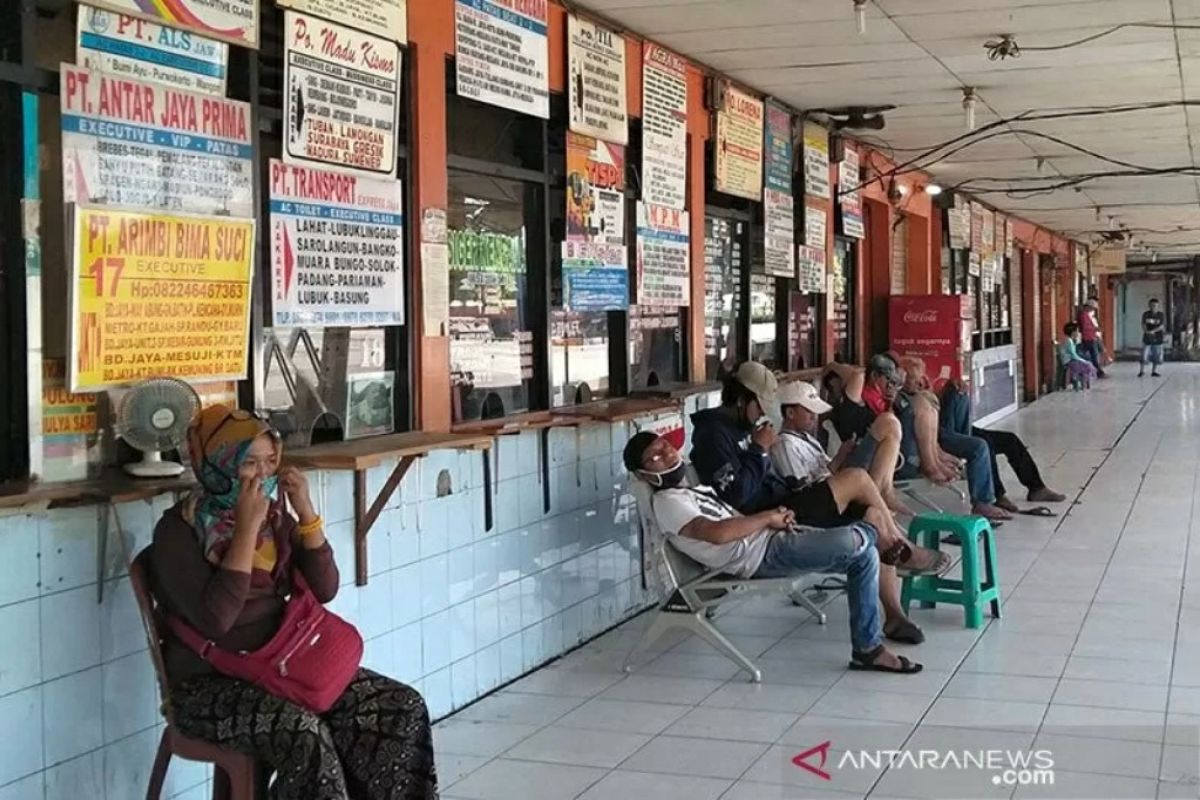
left=704, top=216, right=743, bottom=379
left=749, top=273, right=778, bottom=367
left=448, top=172, right=531, bottom=422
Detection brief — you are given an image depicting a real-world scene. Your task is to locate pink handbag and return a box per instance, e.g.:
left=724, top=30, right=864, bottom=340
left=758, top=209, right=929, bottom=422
left=167, top=572, right=363, bottom=713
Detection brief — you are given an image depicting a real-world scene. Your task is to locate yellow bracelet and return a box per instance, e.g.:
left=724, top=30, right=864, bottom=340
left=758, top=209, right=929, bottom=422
left=297, top=515, right=324, bottom=537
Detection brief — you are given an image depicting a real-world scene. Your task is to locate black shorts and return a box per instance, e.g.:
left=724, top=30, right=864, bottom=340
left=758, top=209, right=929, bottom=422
left=784, top=481, right=869, bottom=528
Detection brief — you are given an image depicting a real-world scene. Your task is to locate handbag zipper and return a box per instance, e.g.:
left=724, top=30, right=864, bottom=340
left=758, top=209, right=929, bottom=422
left=278, top=614, right=324, bottom=677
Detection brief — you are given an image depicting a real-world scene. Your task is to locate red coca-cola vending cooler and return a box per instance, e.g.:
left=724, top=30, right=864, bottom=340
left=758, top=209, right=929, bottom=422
left=888, top=295, right=974, bottom=395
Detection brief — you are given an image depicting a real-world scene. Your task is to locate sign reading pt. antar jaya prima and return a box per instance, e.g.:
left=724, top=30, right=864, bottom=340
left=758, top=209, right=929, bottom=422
left=714, top=83, right=763, bottom=201
left=454, top=0, right=549, bottom=119
left=86, top=0, right=258, bottom=48
left=641, top=43, right=687, bottom=210
left=284, top=11, right=401, bottom=179
left=568, top=14, right=628, bottom=145
left=69, top=206, right=255, bottom=392
left=60, top=65, right=253, bottom=217
left=269, top=160, right=405, bottom=328
left=77, top=5, right=228, bottom=96
left=636, top=202, right=689, bottom=307
left=277, top=0, right=406, bottom=42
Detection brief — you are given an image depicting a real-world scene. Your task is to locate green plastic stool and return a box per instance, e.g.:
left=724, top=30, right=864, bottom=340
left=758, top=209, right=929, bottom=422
left=901, top=513, right=1001, bottom=629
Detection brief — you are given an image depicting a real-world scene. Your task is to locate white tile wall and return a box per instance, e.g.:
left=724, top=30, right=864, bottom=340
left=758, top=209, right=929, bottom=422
left=0, top=420, right=652, bottom=797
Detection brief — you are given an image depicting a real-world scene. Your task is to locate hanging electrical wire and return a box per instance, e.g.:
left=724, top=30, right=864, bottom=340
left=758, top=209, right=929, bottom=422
left=984, top=24, right=1200, bottom=61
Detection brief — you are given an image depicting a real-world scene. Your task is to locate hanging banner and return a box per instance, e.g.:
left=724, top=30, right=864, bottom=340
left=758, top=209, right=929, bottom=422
left=566, top=132, right=625, bottom=246
left=562, top=241, right=628, bottom=311
left=276, top=0, right=406, bottom=42
left=283, top=11, right=401, bottom=179
left=797, top=245, right=826, bottom=294
left=453, top=0, right=549, bottom=119
left=60, top=65, right=252, bottom=217
left=1005, top=218, right=1014, bottom=260
left=763, top=102, right=794, bottom=278
left=968, top=249, right=981, bottom=277
left=981, top=206, right=995, bottom=258
left=802, top=122, right=830, bottom=200
left=947, top=198, right=970, bottom=250
left=804, top=202, right=827, bottom=249
left=714, top=83, right=763, bottom=200
left=568, top=15, right=628, bottom=144
left=86, top=0, right=258, bottom=48
left=77, top=5, right=228, bottom=96
left=838, top=145, right=863, bottom=238
left=641, top=43, right=687, bottom=210
left=970, top=202, right=984, bottom=253
left=268, top=159, right=404, bottom=328
left=69, top=206, right=255, bottom=391
left=636, top=202, right=689, bottom=307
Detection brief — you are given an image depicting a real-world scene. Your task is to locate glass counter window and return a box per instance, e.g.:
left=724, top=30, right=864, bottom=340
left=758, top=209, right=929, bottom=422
left=448, top=172, right=533, bottom=422
left=704, top=215, right=744, bottom=379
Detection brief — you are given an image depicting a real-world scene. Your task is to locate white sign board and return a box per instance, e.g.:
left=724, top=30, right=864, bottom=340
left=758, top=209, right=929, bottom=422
left=85, top=0, right=258, bottom=48
left=60, top=65, right=252, bottom=216
left=802, top=122, right=830, bottom=200
left=269, top=159, right=405, bottom=327
left=641, top=43, right=687, bottom=210
left=763, top=189, right=795, bottom=278
left=636, top=202, right=689, bottom=307
left=277, top=0, right=406, bottom=42
left=714, top=84, right=763, bottom=200
left=454, top=0, right=549, bottom=119
left=284, top=11, right=401, bottom=179
left=568, top=14, right=628, bottom=144
left=77, top=5, right=228, bottom=96
left=804, top=204, right=827, bottom=249
left=797, top=245, right=826, bottom=293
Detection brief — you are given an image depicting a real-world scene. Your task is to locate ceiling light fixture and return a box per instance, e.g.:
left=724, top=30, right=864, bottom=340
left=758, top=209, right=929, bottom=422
left=962, top=88, right=977, bottom=131
left=1107, top=215, right=1117, bottom=230
left=853, top=0, right=867, bottom=35
left=924, top=184, right=943, bottom=196
left=1094, top=206, right=1102, bottom=221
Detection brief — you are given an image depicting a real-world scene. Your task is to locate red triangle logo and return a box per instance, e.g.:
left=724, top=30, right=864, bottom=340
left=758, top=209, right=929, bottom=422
left=792, top=741, right=833, bottom=781
left=282, top=227, right=295, bottom=296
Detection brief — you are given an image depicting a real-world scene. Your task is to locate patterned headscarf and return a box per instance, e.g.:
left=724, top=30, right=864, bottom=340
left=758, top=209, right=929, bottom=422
left=185, top=404, right=283, bottom=570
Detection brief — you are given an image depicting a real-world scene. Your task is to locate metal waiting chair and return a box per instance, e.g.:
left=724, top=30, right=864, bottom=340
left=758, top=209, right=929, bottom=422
left=622, top=476, right=830, bottom=683
left=129, top=547, right=267, bottom=800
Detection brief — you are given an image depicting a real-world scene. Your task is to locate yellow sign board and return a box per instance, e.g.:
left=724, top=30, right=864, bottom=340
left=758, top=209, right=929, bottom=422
left=43, top=358, right=98, bottom=435
left=70, top=207, right=255, bottom=392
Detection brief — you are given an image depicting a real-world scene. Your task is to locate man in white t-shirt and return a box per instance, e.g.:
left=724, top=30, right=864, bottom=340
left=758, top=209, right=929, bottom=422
left=770, top=380, right=929, bottom=645
left=624, top=431, right=922, bottom=674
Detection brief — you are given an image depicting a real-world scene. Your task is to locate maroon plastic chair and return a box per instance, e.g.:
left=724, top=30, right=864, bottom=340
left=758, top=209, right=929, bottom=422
left=129, top=547, right=267, bottom=800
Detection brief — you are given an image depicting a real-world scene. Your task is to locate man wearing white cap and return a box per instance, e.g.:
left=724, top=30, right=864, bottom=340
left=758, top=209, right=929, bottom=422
left=770, top=380, right=929, bottom=644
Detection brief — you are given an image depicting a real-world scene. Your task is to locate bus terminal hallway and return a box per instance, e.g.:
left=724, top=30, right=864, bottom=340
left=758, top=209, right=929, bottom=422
left=432, top=364, right=1200, bottom=800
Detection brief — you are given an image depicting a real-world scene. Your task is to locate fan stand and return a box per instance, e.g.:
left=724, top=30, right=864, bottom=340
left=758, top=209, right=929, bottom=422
left=124, top=450, right=185, bottom=478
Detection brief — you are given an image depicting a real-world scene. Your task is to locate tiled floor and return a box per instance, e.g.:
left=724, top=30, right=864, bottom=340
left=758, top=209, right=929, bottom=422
left=433, top=363, right=1200, bottom=800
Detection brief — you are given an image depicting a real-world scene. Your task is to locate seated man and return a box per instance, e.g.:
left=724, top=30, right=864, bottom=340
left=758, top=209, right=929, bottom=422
left=688, top=361, right=949, bottom=576
left=624, top=430, right=922, bottom=674
left=770, top=379, right=929, bottom=644
left=936, top=366, right=1065, bottom=510
left=896, top=356, right=1011, bottom=522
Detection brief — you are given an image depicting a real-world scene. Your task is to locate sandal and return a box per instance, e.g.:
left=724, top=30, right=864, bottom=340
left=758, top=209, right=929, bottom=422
left=1019, top=506, right=1056, bottom=517
left=893, top=543, right=952, bottom=576
left=1027, top=487, right=1066, bottom=503
left=849, top=645, right=923, bottom=674
left=884, top=619, right=926, bottom=645
left=995, top=496, right=1020, bottom=513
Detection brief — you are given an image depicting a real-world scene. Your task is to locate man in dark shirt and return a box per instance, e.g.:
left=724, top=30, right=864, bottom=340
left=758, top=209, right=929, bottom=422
left=1139, top=298, right=1166, bottom=378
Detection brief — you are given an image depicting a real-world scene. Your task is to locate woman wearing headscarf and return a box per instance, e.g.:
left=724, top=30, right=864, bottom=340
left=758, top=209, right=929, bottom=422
left=148, top=405, right=438, bottom=799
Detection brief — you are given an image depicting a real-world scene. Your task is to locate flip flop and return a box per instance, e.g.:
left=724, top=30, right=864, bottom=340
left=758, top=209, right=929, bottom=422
left=1019, top=506, right=1056, bottom=517
left=849, top=646, right=923, bottom=674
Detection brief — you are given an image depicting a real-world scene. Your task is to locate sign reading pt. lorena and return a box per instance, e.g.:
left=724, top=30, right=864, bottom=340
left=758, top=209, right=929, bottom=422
left=87, top=0, right=258, bottom=48
left=60, top=65, right=253, bottom=217
left=76, top=5, right=228, bottom=96
left=269, top=159, right=405, bottom=328
left=284, top=11, right=401, bottom=179
left=69, top=207, right=255, bottom=392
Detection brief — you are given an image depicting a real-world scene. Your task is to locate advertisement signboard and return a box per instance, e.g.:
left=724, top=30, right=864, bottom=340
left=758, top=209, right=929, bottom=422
left=566, top=132, right=625, bottom=246
left=636, top=202, right=689, bottom=306
left=562, top=241, right=628, bottom=311
left=641, top=43, right=687, bottom=210
left=454, top=0, right=549, bottom=118
left=60, top=65, right=253, bottom=217
left=268, top=159, right=405, bottom=328
left=86, top=0, right=258, bottom=48
left=283, top=11, right=401, bottom=179
left=69, top=206, right=255, bottom=391
left=838, top=145, right=863, bottom=238
left=568, top=14, right=628, bottom=144
left=277, top=0, right=406, bottom=42
left=714, top=83, right=763, bottom=200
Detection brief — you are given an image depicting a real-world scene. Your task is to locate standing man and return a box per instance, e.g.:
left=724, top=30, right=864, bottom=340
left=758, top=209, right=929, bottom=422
left=1139, top=298, right=1166, bottom=378
left=1076, top=297, right=1107, bottom=379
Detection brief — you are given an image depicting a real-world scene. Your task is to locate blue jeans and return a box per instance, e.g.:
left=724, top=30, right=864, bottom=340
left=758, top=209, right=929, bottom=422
left=1078, top=339, right=1105, bottom=374
left=938, top=430, right=995, bottom=505
left=753, top=523, right=882, bottom=653
left=939, top=385, right=972, bottom=437
left=1142, top=344, right=1164, bottom=367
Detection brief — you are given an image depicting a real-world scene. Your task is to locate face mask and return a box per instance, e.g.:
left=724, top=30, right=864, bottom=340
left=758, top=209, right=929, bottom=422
left=642, top=458, right=687, bottom=489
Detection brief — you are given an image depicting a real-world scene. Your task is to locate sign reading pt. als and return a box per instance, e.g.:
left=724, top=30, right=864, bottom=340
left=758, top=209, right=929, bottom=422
left=85, top=0, right=258, bottom=48
left=69, top=207, right=255, bottom=392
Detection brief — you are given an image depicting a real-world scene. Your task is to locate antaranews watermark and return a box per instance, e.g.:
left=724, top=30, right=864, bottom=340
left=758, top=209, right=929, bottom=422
left=793, top=741, right=1055, bottom=787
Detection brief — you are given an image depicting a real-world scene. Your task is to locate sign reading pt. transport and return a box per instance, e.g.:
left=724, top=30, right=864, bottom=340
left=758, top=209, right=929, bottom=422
left=269, top=159, right=405, bottom=328
left=69, top=207, right=255, bottom=392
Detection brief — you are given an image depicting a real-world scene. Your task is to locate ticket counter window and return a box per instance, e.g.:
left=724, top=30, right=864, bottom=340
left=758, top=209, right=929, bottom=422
left=448, top=171, right=534, bottom=422
left=749, top=273, right=780, bottom=368
left=550, top=309, right=611, bottom=406
left=630, top=306, right=684, bottom=389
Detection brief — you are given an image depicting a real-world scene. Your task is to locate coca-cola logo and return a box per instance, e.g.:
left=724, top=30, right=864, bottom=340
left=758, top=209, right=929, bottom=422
left=903, top=310, right=939, bottom=323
